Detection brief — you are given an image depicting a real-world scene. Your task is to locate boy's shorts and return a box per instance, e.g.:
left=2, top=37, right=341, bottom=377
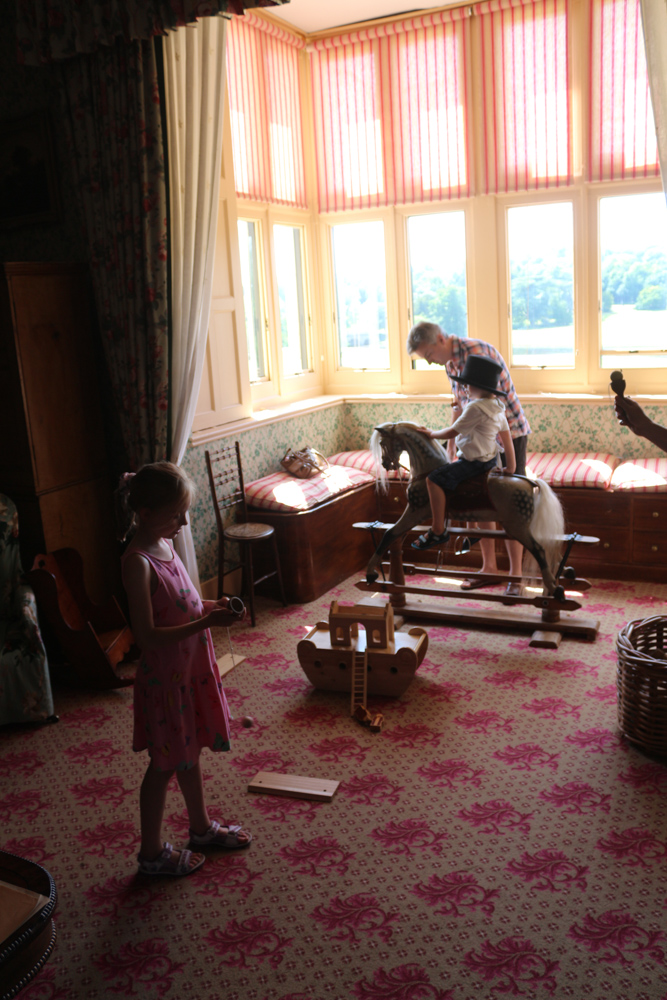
left=428, top=455, right=498, bottom=493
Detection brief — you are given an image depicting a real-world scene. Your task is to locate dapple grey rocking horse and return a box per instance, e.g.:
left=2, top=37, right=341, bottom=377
left=358, top=422, right=600, bottom=645
left=366, top=422, right=566, bottom=597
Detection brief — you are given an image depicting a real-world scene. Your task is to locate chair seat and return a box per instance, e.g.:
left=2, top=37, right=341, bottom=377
left=224, top=522, right=275, bottom=541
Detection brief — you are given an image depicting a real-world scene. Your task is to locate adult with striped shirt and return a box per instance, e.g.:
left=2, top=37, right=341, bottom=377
left=407, top=321, right=531, bottom=597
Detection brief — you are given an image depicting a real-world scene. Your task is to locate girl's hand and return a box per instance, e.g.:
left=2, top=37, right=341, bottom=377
left=207, top=605, right=245, bottom=627
left=204, top=597, right=245, bottom=626
left=416, top=425, right=434, bottom=438
left=203, top=598, right=232, bottom=614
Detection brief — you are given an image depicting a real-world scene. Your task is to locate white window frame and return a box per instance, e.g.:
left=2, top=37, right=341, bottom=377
left=235, top=203, right=321, bottom=407
left=269, top=213, right=317, bottom=391
left=237, top=213, right=271, bottom=387
left=318, top=206, right=404, bottom=394
left=496, top=188, right=587, bottom=395
left=587, top=178, right=667, bottom=395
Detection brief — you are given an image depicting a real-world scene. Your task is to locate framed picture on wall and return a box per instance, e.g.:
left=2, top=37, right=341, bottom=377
left=0, top=112, right=61, bottom=229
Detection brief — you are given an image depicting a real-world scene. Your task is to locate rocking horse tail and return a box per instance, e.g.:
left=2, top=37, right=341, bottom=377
left=528, top=479, right=566, bottom=586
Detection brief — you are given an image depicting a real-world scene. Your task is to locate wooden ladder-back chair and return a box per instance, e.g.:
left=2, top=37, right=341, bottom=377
left=28, top=548, right=135, bottom=689
left=205, top=442, right=287, bottom=626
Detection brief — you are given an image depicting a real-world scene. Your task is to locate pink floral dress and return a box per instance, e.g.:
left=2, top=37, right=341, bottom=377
left=124, top=547, right=231, bottom=771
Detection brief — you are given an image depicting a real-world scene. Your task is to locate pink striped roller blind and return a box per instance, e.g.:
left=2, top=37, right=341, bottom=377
left=588, top=0, right=659, bottom=181
left=310, top=9, right=472, bottom=212
left=474, top=0, right=572, bottom=193
left=226, top=13, right=307, bottom=206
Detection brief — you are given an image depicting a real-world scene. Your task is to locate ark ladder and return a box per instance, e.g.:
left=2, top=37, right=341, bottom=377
left=351, top=649, right=368, bottom=715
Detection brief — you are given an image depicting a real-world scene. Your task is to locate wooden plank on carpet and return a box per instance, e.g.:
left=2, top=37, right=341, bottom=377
left=248, top=771, right=340, bottom=801
left=216, top=652, right=246, bottom=678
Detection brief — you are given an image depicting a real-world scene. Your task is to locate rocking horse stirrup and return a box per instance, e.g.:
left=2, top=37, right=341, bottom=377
left=555, top=532, right=579, bottom=581
left=455, top=536, right=480, bottom=556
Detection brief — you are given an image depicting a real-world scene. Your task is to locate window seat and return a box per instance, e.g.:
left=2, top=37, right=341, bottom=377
left=245, top=462, right=378, bottom=603
left=243, top=450, right=667, bottom=600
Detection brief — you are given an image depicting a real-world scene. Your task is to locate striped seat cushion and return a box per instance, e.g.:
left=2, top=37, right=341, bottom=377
left=610, top=457, right=667, bottom=492
left=246, top=465, right=375, bottom=512
left=328, top=449, right=409, bottom=481
left=526, top=452, right=619, bottom=489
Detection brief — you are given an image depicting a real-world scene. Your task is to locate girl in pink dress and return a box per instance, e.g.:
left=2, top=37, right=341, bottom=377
left=120, top=461, right=251, bottom=876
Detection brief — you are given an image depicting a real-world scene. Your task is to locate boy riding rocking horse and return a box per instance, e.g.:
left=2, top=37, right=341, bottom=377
left=412, top=354, right=516, bottom=550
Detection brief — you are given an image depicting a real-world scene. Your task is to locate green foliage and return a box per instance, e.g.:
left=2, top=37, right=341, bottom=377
left=509, top=255, right=573, bottom=330
left=602, top=247, right=667, bottom=306
left=411, top=266, right=467, bottom=336
left=636, top=285, right=667, bottom=311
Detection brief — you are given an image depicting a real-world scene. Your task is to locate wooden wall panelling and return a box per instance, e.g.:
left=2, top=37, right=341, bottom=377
left=0, top=262, right=118, bottom=604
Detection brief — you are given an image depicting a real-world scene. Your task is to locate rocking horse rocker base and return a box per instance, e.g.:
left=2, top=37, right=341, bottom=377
left=360, top=423, right=602, bottom=649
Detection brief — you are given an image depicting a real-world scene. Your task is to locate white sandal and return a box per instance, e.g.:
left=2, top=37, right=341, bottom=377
left=137, top=841, right=205, bottom=876
left=189, top=819, right=252, bottom=850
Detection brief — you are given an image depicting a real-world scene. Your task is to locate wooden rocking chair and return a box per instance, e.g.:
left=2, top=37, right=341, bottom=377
left=28, top=548, right=135, bottom=689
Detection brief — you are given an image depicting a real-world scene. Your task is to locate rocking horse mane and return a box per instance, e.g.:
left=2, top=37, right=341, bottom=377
left=369, top=421, right=448, bottom=493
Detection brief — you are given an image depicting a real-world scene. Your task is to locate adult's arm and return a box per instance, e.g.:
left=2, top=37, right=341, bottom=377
left=615, top=395, right=667, bottom=454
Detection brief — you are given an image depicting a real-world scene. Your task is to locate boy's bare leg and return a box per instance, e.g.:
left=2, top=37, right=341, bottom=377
left=426, top=479, right=447, bottom=535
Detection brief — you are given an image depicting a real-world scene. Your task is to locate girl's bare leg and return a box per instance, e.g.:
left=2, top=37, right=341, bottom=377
left=139, top=764, right=174, bottom=859
left=178, top=760, right=251, bottom=845
left=176, top=761, right=210, bottom=836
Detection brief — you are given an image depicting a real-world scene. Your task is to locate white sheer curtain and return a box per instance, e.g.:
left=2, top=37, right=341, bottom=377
left=640, top=0, right=667, bottom=199
left=163, top=16, right=227, bottom=591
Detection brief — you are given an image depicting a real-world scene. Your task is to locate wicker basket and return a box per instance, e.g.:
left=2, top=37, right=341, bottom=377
left=616, top=616, right=667, bottom=758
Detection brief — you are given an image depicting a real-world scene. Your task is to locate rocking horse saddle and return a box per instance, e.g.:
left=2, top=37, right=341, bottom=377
left=446, top=469, right=497, bottom=517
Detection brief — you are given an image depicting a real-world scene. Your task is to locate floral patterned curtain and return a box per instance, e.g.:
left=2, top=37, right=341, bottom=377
left=59, top=38, right=169, bottom=469
left=16, top=0, right=287, bottom=471
left=16, top=0, right=288, bottom=65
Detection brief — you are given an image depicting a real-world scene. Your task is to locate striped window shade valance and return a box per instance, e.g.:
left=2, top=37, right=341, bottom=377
left=474, top=0, right=572, bottom=193
left=588, top=0, right=660, bottom=181
left=226, top=13, right=307, bottom=207
left=309, top=8, right=472, bottom=212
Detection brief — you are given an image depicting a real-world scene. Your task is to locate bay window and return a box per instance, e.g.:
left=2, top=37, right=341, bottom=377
left=194, top=0, right=666, bottom=436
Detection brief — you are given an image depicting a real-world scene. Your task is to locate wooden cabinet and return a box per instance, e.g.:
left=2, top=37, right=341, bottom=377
left=554, top=488, right=667, bottom=583
left=0, top=263, right=119, bottom=602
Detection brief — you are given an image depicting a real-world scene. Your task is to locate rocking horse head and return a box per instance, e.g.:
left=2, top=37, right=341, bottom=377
left=369, top=422, right=448, bottom=493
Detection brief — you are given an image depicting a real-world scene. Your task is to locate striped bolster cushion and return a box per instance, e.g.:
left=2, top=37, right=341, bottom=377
left=328, top=450, right=409, bottom=480
left=526, top=452, right=619, bottom=489
left=610, top=457, right=667, bottom=492
left=246, top=465, right=375, bottom=512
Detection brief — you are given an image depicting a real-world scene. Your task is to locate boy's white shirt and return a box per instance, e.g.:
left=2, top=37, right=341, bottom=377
left=450, top=396, right=509, bottom=462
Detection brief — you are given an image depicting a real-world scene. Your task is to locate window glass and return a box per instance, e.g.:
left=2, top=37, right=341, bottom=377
left=408, top=212, right=468, bottom=370
left=274, top=224, right=310, bottom=376
left=332, top=221, right=389, bottom=370
left=237, top=219, right=268, bottom=382
left=508, top=202, right=575, bottom=367
left=599, top=193, right=667, bottom=369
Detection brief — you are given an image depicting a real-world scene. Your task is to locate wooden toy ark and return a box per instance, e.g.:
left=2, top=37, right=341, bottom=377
left=354, top=422, right=601, bottom=648
left=297, top=601, right=428, bottom=701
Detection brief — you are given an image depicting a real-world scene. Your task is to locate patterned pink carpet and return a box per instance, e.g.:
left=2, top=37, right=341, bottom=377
left=2, top=573, right=667, bottom=1000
